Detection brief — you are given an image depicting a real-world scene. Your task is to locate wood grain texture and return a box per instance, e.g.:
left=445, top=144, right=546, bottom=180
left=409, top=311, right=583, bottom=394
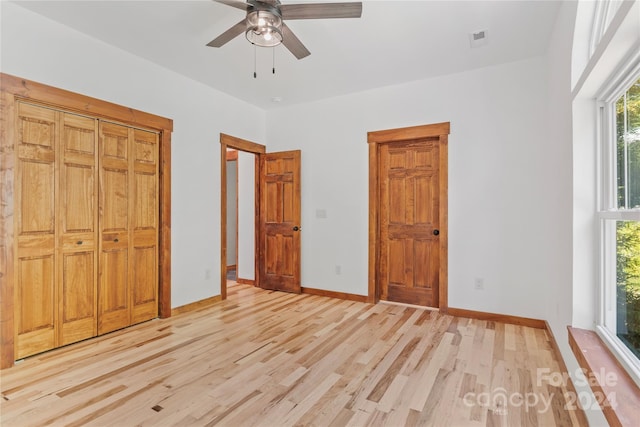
left=568, top=327, right=640, bottom=427
left=226, top=149, right=238, bottom=161
left=378, top=140, right=440, bottom=307
left=545, top=322, right=590, bottom=427
left=0, top=284, right=584, bottom=426
left=368, top=122, right=450, bottom=144
left=220, top=133, right=266, bottom=154
left=259, top=150, right=301, bottom=294
left=367, top=140, right=378, bottom=304
left=171, top=295, right=223, bottom=316
left=0, top=74, right=173, bottom=368
left=58, top=112, right=99, bottom=347
left=445, top=307, right=547, bottom=329
left=438, top=133, right=449, bottom=310
left=0, top=90, right=16, bottom=368
left=14, top=103, right=58, bottom=359
left=301, top=287, right=369, bottom=303
left=368, top=122, right=450, bottom=309
left=158, top=130, right=172, bottom=318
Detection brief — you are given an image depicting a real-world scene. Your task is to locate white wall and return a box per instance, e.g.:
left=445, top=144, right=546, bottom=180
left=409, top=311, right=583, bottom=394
left=266, top=56, right=568, bottom=322
left=546, top=2, right=608, bottom=425
left=544, top=0, right=577, bottom=340
left=1, top=2, right=266, bottom=308
left=237, top=151, right=256, bottom=281
left=226, top=159, right=237, bottom=267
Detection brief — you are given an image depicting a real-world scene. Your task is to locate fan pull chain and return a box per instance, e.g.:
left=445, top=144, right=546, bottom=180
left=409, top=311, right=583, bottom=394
left=272, top=48, right=276, bottom=75
left=254, top=45, right=257, bottom=79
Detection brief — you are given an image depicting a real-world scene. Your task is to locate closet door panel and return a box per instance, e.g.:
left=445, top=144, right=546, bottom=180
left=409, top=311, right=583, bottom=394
left=101, top=169, right=129, bottom=232
left=62, top=165, right=94, bottom=231
left=98, top=122, right=131, bottom=334
left=134, top=173, right=156, bottom=229
left=19, top=103, right=55, bottom=148
left=131, top=129, right=158, bottom=323
left=98, top=248, right=129, bottom=334
left=15, top=103, right=58, bottom=359
left=131, top=244, right=156, bottom=323
left=15, top=256, right=56, bottom=359
left=60, top=252, right=95, bottom=345
left=59, top=113, right=98, bottom=345
left=19, top=161, right=55, bottom=234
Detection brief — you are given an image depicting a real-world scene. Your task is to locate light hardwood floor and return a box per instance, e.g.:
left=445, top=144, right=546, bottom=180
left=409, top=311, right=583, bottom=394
left=1, top=283, right=584, bottom=426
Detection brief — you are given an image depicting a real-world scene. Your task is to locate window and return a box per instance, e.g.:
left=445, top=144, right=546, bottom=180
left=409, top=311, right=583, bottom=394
left=599, top=72, right=640, bottom=382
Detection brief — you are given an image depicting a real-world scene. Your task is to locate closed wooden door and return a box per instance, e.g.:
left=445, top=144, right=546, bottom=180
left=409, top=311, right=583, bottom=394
left=98, top=123, right=158, bottom=333
left=15, top=103, right=100, bottom=358
left=130, top=128, right=159, bottom=324
left=379, top=140, right=440, bottom=307
left=259, top=151, right=301, bottom=293
left=98, top=122, right=131, bottom=334
left=58, top=112, right=99, bottom=346
left=14, top=103, right=58, bottom=359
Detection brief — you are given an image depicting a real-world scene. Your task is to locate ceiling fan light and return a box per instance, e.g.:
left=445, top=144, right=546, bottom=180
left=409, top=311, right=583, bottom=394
left=246, top=9, right=283, bottom=47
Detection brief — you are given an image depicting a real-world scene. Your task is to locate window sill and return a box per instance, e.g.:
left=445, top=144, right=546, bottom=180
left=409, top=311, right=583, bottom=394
left=568, top=326, right=640, bottom=427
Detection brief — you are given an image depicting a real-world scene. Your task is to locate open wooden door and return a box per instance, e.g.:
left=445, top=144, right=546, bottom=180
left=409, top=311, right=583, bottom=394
left=259, top=150, right=301, bottom=293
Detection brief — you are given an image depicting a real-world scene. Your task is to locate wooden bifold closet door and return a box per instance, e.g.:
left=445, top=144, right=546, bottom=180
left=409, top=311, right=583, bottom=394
left=15, top=103, right=99, bottom=358
left=98, top=122, right=159, bottom=335
left=14, top=102, right=159, bottom=359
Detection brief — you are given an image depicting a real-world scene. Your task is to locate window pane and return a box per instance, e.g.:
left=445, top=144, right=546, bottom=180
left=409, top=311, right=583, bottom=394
left=616, top=77, right=640, bottom=209
left=616, top=220, right=640, bottom=358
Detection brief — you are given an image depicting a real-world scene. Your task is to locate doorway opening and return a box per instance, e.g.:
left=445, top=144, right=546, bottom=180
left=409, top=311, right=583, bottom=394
left=367, top=122, right=450, bottom=309
left=220, top=134, right=265, bottom=299
left=226, top=149, right=238, bottom=283
left=220, top=134, right=303, bottom=298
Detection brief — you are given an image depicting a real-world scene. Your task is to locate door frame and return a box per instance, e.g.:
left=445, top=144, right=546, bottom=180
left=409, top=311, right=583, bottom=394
left=367, top=122, right=449, bottom=309
left=219, top=134, right=265, bottom=299
left=0, top=73, right=173, bottom=369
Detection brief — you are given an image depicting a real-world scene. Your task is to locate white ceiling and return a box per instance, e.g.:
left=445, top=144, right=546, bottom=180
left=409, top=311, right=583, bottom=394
left=13, top=0, right=563, bottom=110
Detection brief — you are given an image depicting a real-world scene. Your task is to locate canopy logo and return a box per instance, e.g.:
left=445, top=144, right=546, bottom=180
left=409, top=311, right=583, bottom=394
left=462, top=367, right=618, bottom=415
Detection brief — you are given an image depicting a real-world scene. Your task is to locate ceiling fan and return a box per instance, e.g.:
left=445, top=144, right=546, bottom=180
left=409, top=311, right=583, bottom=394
left=207, top=0, right=363, bottom=59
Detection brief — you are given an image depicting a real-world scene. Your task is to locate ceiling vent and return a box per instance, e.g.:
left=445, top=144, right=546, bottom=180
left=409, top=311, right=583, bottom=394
left=469, top=30, right=488, bottom=48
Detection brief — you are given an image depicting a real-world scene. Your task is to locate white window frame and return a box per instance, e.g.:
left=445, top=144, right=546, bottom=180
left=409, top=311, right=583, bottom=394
left=596, top=56, right=640, bottom=387
left=589, top=0, right=624, bottom=58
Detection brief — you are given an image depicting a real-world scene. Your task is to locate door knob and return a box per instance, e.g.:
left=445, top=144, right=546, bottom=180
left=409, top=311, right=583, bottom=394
left=433, top=229, right=440, bottom=236
left=293, top=226, right=301, bottom=231
left=113, top=238, right=119, bottom=243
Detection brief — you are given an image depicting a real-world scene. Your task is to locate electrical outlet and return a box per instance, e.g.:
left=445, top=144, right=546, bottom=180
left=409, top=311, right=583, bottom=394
left=205, top=269, right=212, bottom=280
left=474, top=277, right=484, bottom=290
left=335, top=265, right=341, bottom=275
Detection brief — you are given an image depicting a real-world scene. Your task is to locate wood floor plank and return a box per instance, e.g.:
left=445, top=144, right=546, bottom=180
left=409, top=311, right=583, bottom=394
left=0, top=283, right=585, bottom=426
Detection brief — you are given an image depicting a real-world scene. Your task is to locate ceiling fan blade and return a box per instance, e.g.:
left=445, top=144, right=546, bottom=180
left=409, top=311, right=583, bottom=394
left=207, top=19, right=248, bottom=47
left=281, top=23, right=310, bottom=59
left=280, top=2, right=362, bottom=20
left=213, top=0, right=249, bottom=11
